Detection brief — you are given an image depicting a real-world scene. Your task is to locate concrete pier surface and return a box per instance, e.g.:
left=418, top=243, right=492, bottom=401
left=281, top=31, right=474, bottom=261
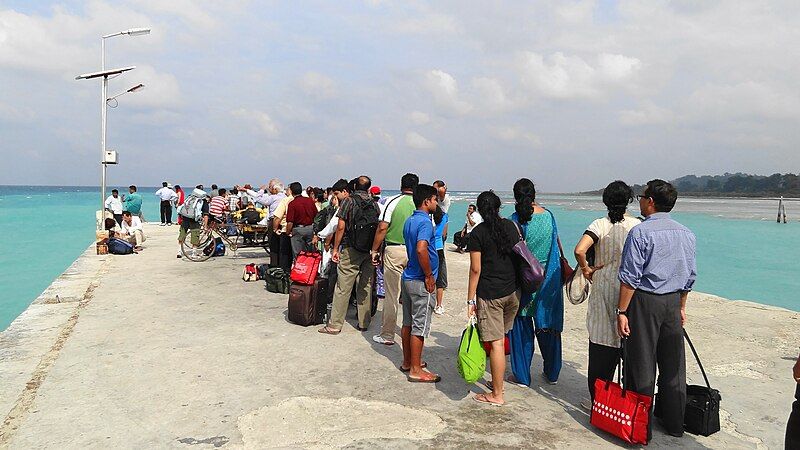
left=1, top=226, right=797, bottom=449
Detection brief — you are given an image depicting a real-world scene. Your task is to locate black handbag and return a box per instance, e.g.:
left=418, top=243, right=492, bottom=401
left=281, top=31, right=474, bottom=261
left=654, top=329, right=721, bottom=436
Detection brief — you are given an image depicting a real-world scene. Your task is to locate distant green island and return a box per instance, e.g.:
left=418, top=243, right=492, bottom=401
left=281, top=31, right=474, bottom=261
left=583, top=173, right=800, bottom=198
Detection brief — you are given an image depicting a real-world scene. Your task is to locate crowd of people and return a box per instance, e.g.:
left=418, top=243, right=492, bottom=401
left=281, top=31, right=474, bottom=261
left=102, top=175, right=700, bottom=442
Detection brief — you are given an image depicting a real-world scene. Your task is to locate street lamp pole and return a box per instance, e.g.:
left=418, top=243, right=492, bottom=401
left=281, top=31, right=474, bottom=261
left=98, top=27, right=150, bottom=229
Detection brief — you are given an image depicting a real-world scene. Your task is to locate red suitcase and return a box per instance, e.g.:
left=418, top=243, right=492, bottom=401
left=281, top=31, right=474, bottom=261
left=288, top=278, right=328, bottom=326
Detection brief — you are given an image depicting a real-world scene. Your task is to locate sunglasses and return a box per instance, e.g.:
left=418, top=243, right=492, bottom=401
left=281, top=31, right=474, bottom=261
left=636, top=195, right=651, bottom=201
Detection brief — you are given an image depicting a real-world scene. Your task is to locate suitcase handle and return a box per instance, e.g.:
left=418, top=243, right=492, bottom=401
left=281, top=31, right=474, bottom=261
left=683, top=329, right=713, bottom=390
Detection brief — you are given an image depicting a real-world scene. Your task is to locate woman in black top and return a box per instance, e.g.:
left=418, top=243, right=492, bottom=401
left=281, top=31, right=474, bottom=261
left=467, top=191, right=520, bottom=406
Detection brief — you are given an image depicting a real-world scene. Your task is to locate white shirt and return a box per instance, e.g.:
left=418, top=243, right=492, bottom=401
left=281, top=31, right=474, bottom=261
left=105, top=195, right=123, bottom=214
left=440, top=194, right=451, bottom=213
left=155, top=187, right=178, bottom=202
left=466, top=211, right=483, bottom=233
left=121, top=216, right=144, bottom=234
left=379, top=193, right=412, bottom=224
left=318, top=211, right=340, bottom=239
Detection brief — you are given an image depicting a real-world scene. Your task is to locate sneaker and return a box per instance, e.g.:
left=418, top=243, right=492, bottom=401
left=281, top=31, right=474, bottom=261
left=434, top=305, right=445, bottom=315
left=580, top=398, right=592, bottom=411
left=176, top=254, right=182, bottom=259
left=160, top=223, right=166, bottom=227
left=542, top=373, right=557, bottom=385
left=372, top=335, right=395, bottom=345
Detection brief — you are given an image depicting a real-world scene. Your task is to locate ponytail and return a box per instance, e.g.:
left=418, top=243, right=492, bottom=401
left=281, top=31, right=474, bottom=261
left=513, top=178, right=536, bottom=225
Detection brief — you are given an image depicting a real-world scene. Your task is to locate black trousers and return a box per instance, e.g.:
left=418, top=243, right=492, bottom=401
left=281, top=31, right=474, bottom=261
left=268, top=224, right=280, bottom=267
left=588, top=341, right=620, bottom=400
left=113, top=213, right=123, bottom=226
left=788, top=384, right=800, bottom=449
left=626, top=290, right=686, bottom=438
left=160, top=200, right=172, bottom=224
left=279, top=233, right=292, bottom=272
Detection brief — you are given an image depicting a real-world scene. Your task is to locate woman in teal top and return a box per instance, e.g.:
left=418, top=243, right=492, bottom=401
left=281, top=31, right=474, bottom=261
left=508, top=177, right=564, bottom=385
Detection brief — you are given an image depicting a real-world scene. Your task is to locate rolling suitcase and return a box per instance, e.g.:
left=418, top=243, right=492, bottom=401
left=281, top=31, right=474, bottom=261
left=288, top=278, right=328, bottom=326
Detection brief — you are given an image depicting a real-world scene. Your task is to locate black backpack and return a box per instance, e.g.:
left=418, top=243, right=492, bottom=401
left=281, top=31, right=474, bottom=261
left=347, top=194, right=379, bottom=253
left=313, top=204, right=336, bottom=235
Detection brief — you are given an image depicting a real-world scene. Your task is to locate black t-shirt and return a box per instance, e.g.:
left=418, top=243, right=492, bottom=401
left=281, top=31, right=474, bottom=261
left=467, top=219, right=519, bottom=299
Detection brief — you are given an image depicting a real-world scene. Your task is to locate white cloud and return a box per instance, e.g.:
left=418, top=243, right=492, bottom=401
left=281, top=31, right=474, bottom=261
left=409, top=111, right=430, bottom=125
left=685, top=81, right=800, bottom=121
left=132, top=0, right=217, bottom=30
left=0, top=101, right=36, bottom=122
left=116, top=65, right=181, bottom=108
left=517, top=52, right=641, bottom=100
left=405, top=131, right=435, bottom=149
left=471, top=77, right=517, bottom=112
left=299, top=71, right=337, bottom=99
left=360, top=128, right=394, bottom=145
left=423, top=69, right=472, bottom=115
left=619, top=101, right=674, bottom=126
left=490, top=126, right=542, bottom=147
left=231, top=109, right=279, bottom=137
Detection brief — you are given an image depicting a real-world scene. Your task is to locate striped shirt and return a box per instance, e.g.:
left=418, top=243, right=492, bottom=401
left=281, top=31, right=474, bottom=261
left=208, top=196, right=228, bottom=218
left=586, top=215, right=641, bottom=348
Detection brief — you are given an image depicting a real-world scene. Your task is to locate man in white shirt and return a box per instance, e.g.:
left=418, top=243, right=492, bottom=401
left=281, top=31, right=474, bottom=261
left=433, top=180, right=451, bottom=213
left=105, top=189, right=124, bottom=225
left=455, top=204, right=482, bottom=252
left=119, top=211, right=146, bottom=250
left=155, top=182, right=178, bottom=226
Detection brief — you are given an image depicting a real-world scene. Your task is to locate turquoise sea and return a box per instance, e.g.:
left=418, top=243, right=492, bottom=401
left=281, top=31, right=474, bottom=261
left=1, top=186, right=797, bottom=331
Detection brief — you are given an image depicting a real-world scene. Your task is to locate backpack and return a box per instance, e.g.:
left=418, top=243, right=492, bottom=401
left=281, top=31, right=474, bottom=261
left=179, top=195, right=203, bottom=221
left=108, top=238, right=134, bottom=255
left=347, top=194, right=379, bottom=253
left=313, top=205, right=336, bottom=234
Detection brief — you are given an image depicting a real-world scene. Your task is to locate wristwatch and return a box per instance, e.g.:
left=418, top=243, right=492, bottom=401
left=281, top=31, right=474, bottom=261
left=615, top=308, right=628, bottom=316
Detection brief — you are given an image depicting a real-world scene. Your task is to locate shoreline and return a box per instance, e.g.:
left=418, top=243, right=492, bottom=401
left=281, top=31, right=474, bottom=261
left=1, top=226, right=796, bottom=448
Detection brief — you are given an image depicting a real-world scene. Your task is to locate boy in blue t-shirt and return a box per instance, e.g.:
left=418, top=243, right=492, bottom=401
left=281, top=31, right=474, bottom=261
left=433, top=206, right=448, bottom=315
left=400, top=184, right=440, bottom=383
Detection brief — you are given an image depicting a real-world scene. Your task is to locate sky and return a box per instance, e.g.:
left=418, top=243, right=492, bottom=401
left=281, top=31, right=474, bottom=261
left=1, top=1, right=799, bottom=192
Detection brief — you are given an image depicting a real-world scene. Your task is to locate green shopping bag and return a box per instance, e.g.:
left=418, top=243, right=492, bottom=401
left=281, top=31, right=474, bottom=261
left=457, top=318, right=486, bottom=383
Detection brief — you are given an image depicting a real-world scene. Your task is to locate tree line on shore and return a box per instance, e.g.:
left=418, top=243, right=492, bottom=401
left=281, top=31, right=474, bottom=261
left=585, top=173, right=800, bottom=197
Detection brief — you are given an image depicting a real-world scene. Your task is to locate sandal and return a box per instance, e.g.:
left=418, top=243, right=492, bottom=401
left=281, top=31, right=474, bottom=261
left=317, top=326, right=341, bottom=335
left=399, top=362, right=427, bottom=373
left=485, top=380, right=505, bottom=393
left=473, top=393, right=503, bottom=407
left=407, top=373, right=441, bottom=383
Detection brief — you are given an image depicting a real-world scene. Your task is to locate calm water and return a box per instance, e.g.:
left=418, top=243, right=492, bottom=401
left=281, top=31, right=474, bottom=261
left=1, top=186, right=797, bottom=330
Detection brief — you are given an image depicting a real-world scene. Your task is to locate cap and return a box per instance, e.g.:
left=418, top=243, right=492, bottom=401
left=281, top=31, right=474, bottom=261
left=369, top=186, right=381, bottom=195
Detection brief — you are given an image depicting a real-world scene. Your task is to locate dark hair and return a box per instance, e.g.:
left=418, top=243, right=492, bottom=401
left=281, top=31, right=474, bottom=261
left=314, top=187, right=325, bottom=202
left=401, top=173, right=419, bottom=191
left=289, top=182, right=303, bottom=196
left=468, top=204, right=476, bottom=211
left=129, top=185, right=137, bottom=191
left=211, top=184, right=218, bottom=190
left=229, top=187, right=237, bottom=194
left=356, top=175, right=371, bottom=191
left=122, top=211, right=132, bottom=217
left=433, top=180, right=445, bottom=188
left=111, top=189, right=118, bottom=194
left=433, top=205, right=444, bottom=225
left=162, top=181, right=168, bottom=187
left=196, top=185, right=203, bottom=190
left=218, top=188, right=227, bottom=196
left=512, top=178, right=536, bottom=225
left=174, top=185, right=181, bottom=191
left=105, top=218, right=117, bottom=230
left=645, top=179, right=678, bottom=212
left=476, top=191, right=515, bottom=255
left=413, top=184, right=437, bottom=208
left=332, top=179, right=349, bottom=192
left=602, top=180, right=634, bottom=223
left=325, top=187, right=332, bottom=195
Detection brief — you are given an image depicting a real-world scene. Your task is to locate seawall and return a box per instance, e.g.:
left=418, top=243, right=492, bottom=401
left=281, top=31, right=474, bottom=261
left=0, top=226, right=796, bottom=448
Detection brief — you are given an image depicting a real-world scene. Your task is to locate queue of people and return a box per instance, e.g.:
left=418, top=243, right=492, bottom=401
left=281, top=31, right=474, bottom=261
left=119, top=174, right=697, bottom=443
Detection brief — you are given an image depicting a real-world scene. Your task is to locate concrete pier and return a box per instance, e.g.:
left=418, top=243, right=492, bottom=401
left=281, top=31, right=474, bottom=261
left=1, top=226, right=796, bottom=449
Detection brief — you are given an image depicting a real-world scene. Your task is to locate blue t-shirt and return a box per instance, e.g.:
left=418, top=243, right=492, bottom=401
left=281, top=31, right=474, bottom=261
left=434, top=212, right=449, bottom=251
left=403, top=210, right=439, bottom=281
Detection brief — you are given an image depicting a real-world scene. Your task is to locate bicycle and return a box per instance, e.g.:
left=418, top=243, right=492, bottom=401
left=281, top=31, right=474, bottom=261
left=180, top=220, right=240, bottom=262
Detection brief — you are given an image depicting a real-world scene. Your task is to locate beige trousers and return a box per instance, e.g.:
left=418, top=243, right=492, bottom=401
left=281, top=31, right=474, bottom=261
left=124, top=230, right=145, bottom=247
left=378, top=245, right=408, bottom=340
left=328, top=246, right=374, bottom=330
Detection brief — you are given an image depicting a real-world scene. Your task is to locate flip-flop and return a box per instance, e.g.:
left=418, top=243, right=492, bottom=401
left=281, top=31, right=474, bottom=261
left=407, top=373, right=441, bottom=383
left=473, top=393, right=503, bottom=407
left=485, top=380, right=505, bottom=393
left=399, top=362, right=428, bottom=373
left=317, top=326, right=341, bottom=335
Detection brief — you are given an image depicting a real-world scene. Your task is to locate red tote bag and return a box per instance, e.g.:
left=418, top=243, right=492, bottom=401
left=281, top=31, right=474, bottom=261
left=290, top=251, right=321, bottom=285
left=590, top=342, right=653, bottom=445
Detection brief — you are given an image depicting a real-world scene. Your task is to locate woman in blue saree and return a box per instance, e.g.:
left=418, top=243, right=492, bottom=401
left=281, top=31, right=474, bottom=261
left=508, top=178, right=564, bottom=385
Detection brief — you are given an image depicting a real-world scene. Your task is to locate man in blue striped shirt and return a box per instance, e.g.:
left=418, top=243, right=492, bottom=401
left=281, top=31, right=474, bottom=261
left=617, top=179, right=697, bottom=441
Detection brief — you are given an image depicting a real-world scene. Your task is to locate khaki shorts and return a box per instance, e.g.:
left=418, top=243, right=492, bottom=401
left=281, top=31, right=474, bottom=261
left=476, top=290, right=520, bottom=342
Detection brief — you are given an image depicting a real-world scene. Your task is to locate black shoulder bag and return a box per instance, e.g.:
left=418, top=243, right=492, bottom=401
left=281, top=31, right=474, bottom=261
left=654, top=329, right=721, bottom=436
